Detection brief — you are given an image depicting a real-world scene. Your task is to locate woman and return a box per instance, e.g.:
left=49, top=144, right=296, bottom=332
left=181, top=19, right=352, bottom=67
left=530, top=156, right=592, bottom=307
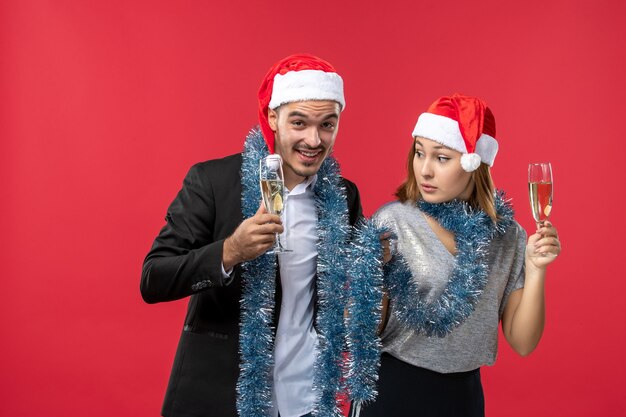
left=347, top=94, right=561, bottom=417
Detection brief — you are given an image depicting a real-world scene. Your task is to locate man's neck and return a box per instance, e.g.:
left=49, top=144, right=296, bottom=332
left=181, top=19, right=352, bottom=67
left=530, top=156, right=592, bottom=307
left=284, top=174, right=307, bottom=191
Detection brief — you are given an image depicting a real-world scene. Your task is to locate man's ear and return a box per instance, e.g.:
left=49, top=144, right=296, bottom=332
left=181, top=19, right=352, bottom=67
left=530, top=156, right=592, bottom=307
left=268, top=108, right=278, bottom=131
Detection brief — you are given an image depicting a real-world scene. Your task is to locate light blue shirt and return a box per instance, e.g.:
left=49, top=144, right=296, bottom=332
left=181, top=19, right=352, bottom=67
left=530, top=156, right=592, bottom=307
left=271, top=175, right=318, bottom=417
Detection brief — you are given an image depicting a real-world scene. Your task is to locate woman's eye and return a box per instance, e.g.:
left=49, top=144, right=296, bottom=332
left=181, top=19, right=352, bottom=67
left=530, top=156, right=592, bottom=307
left=415, top=150, right=424, bottom=158
left=438, top=156, right=451, bottom=162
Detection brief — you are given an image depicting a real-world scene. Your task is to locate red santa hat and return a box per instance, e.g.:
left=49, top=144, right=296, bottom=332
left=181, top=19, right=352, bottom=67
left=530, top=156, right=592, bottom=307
left=412, top=93, right=498, bottom=172
left=258, top=53, right=345, bottom=154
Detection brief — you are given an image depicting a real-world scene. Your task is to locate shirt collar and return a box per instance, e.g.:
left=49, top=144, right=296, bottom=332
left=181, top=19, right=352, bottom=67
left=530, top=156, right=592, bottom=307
left=286, top=174, right=317, bottom=196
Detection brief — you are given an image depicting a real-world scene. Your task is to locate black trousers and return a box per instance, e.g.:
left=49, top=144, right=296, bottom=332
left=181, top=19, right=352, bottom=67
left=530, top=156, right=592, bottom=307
left=351, top=353, right=485, bottom=417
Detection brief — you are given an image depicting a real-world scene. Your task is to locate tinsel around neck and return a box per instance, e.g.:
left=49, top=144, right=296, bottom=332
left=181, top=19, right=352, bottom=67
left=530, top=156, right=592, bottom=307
left=345, top=192, right=514, bottom=406
left=236, top=127, right=350, bottom=417
left=388, top=192, right=514, bottom=338
left=417, top=191, right=514, bottom=238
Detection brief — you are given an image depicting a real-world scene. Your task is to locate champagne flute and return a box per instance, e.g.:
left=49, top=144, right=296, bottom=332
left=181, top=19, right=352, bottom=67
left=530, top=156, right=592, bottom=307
left=259, top=154, right=291, bottom=254
left=528, top=162, right=554, bottom=257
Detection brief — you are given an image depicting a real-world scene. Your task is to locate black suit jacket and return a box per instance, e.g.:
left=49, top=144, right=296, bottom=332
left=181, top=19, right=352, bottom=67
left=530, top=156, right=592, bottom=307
left=141, top=153, right=363, bottom=417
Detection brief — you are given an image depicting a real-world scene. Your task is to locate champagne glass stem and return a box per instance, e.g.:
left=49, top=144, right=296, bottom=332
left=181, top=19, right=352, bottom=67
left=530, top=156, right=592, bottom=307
left=275, top=232, right=284, bottom=251
left=535, top=220, right=556, bottom=257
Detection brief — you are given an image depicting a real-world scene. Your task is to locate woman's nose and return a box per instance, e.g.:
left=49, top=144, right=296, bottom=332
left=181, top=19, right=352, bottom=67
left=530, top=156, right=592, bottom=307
left=420, top=159, right=433, bottom=177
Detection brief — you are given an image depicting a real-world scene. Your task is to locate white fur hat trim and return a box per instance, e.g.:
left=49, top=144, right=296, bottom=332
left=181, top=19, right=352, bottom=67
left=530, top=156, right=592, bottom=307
left=412, top=112, right=498, bottom=167
left=269, top=69, right=345, bottom=110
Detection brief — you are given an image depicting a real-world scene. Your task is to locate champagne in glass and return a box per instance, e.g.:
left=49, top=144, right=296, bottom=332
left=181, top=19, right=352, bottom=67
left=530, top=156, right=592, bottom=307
left=261, top=178, right=284, bottom=216
left=528, top=162, right=554, bottom=257
left=259, top=155, right=291, bottom=253
left=528, top=181, right=552, bottom=224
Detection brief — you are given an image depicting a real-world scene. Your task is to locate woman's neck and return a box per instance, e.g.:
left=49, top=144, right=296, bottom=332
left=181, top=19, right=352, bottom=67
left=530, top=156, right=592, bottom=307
left=422, top=212, right=457, bottom=256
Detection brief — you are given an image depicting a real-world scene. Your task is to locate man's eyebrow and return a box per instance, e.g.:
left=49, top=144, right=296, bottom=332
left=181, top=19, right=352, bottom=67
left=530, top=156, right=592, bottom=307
left=286, top=111, right=339, bottom=120
left=287, top=111, right=307, bottom=118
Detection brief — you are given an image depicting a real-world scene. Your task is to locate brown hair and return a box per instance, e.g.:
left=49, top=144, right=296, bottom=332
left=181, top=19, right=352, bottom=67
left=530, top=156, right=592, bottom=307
left=395, top=141, right=498, bottom=221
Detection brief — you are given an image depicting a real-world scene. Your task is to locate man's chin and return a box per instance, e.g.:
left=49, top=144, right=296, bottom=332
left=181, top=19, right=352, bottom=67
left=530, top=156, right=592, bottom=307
left=293, top=164, right=322, bottom=178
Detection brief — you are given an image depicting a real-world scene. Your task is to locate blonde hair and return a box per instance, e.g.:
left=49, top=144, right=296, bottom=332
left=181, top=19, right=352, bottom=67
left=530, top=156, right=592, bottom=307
left=395, top=141, right=498, bottom=221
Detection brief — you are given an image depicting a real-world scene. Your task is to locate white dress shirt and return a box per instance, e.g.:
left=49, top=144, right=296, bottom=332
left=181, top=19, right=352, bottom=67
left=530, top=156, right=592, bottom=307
left=271, top=175, right=318, bottom=417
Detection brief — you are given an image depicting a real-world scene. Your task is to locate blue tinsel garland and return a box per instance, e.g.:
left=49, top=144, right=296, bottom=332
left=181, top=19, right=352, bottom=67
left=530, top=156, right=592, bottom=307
left=346, top=193, right=514, bottom=406
left=236, top=128, right=275, bottom=416
left=311, top=156, right=351, bottom=417
left=387, top=192, right=514, bottom=337
left=236, top=128, right=351, bottom=417
left=344, top=220, right=385, bottom=404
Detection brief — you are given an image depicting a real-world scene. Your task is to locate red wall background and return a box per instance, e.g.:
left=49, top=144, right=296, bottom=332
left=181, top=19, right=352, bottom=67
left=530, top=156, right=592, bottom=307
left=2, top=0, right=625, bottom=416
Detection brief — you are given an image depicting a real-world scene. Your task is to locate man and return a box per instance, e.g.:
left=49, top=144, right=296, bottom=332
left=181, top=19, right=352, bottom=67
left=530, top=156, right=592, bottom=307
left=141, top=54, right=362, bottom=417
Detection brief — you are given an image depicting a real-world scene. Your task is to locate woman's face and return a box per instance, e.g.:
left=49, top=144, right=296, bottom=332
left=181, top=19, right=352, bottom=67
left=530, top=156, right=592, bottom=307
left=413, top=137, right=475, bottom=203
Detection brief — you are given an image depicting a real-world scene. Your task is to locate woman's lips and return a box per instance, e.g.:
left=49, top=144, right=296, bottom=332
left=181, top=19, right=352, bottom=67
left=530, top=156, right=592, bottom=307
left=420, top=183, right=437, bottom=193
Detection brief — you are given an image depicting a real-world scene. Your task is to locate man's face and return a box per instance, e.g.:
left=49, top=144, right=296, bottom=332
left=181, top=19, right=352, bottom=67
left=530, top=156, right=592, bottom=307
left=268, top=100, right=341, bottom=189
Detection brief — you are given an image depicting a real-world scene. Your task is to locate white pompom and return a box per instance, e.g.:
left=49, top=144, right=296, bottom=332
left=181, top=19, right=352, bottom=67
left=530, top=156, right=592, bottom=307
left=460, top=153, right=481, bottom=172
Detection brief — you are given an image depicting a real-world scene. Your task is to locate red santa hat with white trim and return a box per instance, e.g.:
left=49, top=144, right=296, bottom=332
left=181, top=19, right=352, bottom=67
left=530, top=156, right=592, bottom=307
left=258, top=53, right=345, bottom=154
left=412, top=93, right=498, bottom=172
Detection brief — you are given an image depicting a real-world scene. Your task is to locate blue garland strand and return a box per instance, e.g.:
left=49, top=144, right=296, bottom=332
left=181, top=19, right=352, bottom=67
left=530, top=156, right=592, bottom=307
left=385, top=192, right=515, bottom=337
left=236, top=128, right=351, bottom=417
left=311, top=156, right=351, bottom=417
left=236, top=128, right=275, bottom=416
left=345, top=193, right=515, bottom=404
left=344, top=219, right=386, bottom=404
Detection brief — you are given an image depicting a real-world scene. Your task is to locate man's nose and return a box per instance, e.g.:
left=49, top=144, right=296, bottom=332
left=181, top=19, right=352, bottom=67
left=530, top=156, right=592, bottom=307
left=303, top=127, right=322, bottom=148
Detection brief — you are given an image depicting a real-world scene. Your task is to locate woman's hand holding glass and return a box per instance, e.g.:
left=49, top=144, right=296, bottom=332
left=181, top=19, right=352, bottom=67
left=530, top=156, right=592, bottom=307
left=528, top=162, right=559, bottom=260
left=526, top=220, right=561, bottom=267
